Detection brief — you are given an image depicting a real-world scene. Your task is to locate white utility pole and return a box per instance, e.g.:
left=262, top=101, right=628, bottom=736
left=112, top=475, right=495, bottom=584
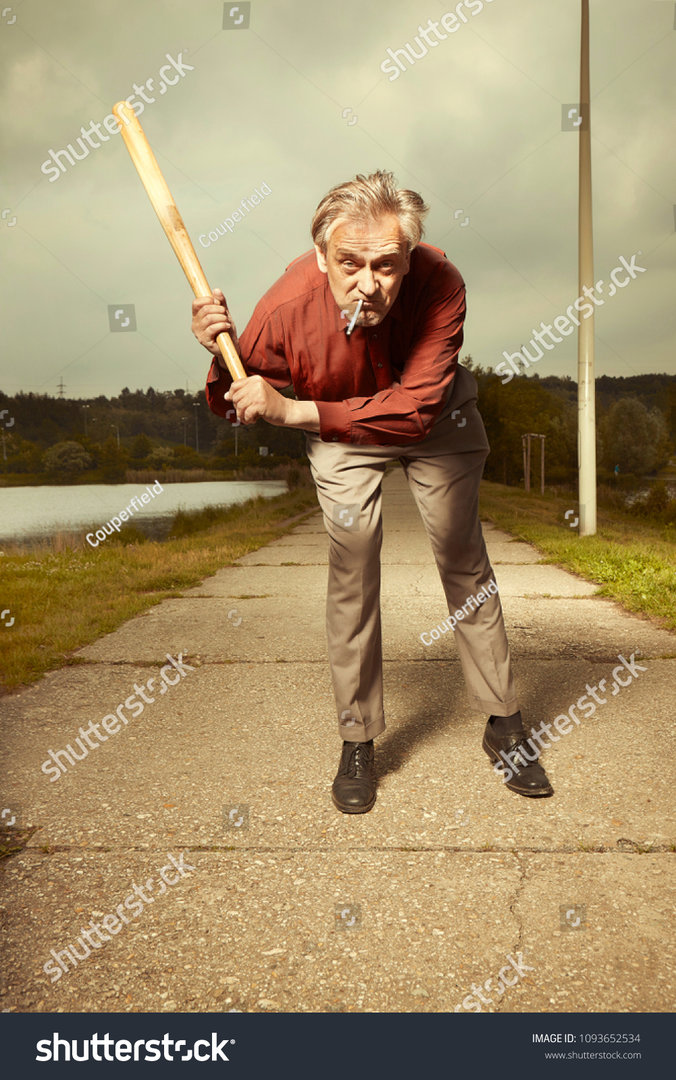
left=577, top=0, right=597, bottom=535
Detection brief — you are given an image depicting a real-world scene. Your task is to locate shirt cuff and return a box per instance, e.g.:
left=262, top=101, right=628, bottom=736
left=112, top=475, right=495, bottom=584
left=315, top=400, right=352, bottom=442
left=205, top=357, right=234, bottom=419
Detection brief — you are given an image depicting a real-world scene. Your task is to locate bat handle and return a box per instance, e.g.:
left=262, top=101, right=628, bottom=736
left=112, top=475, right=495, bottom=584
left=215, top=330, right=246, bottom=381
left=190, top=270, right=246, bottom=381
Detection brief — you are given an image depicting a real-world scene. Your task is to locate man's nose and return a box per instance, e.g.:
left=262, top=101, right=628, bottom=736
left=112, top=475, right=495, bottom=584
left=357, top=267, right=378, bottom=296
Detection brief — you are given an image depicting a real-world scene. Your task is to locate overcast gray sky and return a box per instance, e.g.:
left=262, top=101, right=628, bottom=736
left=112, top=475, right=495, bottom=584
left=1, top=0, right=674, bottom=398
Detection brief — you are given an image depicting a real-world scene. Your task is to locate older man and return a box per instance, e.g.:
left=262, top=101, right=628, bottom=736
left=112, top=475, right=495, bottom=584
left=192, top=171, right=553, bottom=813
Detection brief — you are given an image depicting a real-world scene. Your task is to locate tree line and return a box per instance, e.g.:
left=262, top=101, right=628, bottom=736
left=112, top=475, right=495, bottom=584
left=0, top=365, right=673, bottom=485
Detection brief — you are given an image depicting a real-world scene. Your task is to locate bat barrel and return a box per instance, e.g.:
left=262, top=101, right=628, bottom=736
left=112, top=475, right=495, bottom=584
left=112, top=100, right=246, bottom=382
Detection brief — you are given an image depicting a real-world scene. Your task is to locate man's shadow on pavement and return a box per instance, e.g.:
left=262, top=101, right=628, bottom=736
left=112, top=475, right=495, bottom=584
left=375, top=702, right=461, bottom=781
left=373, top=669, right=567, bottom=783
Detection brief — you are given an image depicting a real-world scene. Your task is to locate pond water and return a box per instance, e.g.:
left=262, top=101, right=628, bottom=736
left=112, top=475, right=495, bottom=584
left=0, top=480, right=287, bottom=543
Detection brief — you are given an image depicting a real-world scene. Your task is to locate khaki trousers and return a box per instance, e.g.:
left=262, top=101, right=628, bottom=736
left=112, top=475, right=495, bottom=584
left=306, top=366, right=519, bottom=742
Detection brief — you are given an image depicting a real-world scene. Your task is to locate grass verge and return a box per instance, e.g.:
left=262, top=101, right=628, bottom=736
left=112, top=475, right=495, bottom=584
left=0, top=488, right=318, bottom=693
left=479, top=481, right=676, bottom=632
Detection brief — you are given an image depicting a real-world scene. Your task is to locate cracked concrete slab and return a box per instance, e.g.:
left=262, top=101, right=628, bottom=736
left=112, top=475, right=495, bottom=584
left=1, top=469, right=674, bottom=1014
left=1, top=850, right=671, bottom=1013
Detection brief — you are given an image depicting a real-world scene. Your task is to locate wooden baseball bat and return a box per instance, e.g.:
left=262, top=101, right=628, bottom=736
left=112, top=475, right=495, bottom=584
left=112, top=100, right=245, bottom=380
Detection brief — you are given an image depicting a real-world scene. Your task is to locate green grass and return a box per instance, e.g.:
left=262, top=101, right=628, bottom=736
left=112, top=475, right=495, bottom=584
left=479, top=481, right=676, bottom=632
left=3, top=476, right=674, bottom=693
left=0, top=488, right=318, bottom=693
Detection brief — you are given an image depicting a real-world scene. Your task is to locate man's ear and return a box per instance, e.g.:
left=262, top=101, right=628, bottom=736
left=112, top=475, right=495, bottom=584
left=314, top=244, right=328, bottom=273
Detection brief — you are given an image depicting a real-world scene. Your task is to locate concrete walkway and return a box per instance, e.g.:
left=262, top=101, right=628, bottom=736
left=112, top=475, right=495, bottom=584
left=1, top=469, right=674, bottom=1013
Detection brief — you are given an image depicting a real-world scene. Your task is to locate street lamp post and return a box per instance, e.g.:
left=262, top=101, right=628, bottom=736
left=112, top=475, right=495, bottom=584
left=522, top=433, right=546, bottom=495
left=193, top=402, right=200, bottom=453
left=577, top=0, right=596, bottom=535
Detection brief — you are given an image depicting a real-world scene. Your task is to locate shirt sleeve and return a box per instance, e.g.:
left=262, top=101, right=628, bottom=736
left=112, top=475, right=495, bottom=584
left=205, top=305, right=293, bottom=420
left=315, top=263, right=466, bottom=445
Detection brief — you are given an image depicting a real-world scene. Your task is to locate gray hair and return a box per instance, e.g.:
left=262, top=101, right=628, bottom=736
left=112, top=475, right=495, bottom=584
left=311, top=170, right=429, bottom=254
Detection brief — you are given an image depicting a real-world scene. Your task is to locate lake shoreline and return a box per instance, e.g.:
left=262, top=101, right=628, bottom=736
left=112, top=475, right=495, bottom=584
left=0, top=478, right=291, bottom=546
left=0, top=463, right=296, bottom=487
left=0, top=486, right=319, bottom=692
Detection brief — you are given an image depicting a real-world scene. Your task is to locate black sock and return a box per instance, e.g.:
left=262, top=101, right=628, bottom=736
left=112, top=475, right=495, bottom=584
left=489, top=711, right=523, bottom=736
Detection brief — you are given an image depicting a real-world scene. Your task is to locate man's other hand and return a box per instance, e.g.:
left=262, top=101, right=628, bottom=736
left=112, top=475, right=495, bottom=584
left=191, top=288, right=236, bottom=356
left=226, top=377, right=320, bottom=432
left=226, top=376, right=290, bottom=427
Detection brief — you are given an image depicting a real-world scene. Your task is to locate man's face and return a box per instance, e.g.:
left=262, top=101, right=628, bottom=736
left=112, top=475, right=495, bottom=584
left=315, top=213, right=410, bottom=329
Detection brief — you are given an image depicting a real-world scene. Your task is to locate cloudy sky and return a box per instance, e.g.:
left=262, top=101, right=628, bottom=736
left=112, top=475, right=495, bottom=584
left=0, top=0, right=674, bottom=398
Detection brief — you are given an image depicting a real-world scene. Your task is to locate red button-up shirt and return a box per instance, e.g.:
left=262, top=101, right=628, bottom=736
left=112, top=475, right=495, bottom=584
left=205, top=241, right=466, bottom=445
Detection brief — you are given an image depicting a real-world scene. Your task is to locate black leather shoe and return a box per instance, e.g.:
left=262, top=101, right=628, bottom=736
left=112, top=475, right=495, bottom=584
left=331, top=739, right=377, bottom=814
left=482, top=718, right=554, bottom=797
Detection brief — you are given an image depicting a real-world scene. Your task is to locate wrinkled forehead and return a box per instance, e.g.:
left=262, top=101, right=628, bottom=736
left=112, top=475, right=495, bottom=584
left=324, top=213, right=408, bottom=256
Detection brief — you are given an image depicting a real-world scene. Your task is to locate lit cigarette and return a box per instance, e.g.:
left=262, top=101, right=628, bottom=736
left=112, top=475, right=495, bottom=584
left=346, top=299, right=363, bottom=336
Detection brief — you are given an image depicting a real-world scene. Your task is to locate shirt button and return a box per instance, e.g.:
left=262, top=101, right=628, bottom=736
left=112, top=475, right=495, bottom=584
left=377, top=362, right=383, bottom=368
